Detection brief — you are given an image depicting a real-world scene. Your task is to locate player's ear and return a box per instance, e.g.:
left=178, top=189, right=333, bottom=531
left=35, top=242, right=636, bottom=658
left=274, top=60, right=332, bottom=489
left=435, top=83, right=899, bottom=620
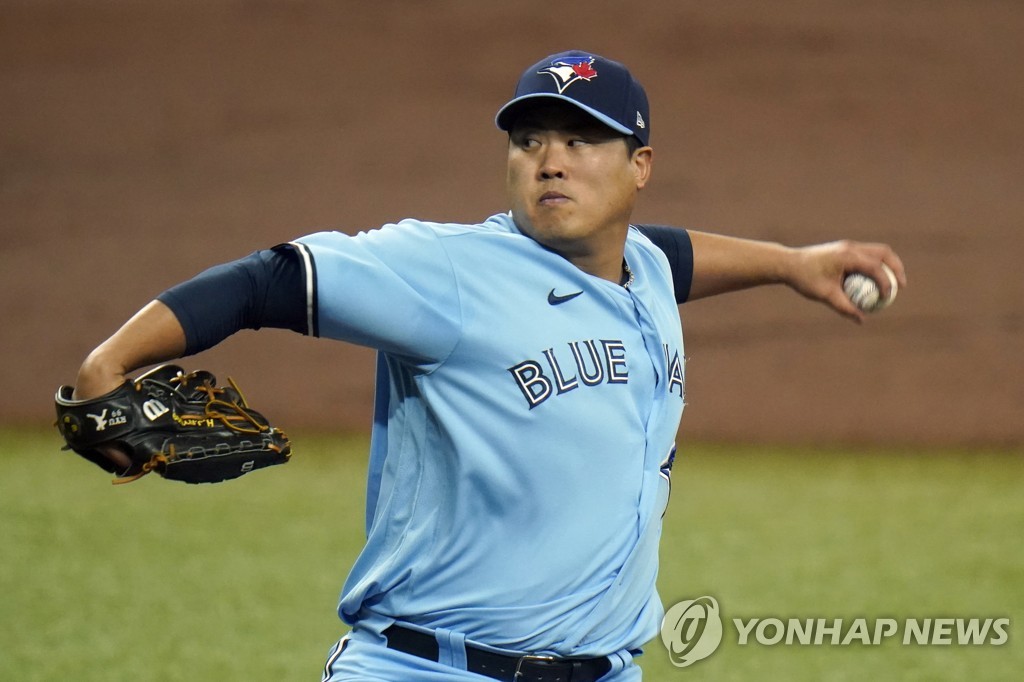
left=632, top=146, right=653, bottom=190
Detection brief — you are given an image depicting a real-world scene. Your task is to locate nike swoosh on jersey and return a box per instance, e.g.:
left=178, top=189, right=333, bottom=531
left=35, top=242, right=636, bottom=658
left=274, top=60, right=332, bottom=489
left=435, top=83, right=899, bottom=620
left=547, top=289, right=584, bottom=305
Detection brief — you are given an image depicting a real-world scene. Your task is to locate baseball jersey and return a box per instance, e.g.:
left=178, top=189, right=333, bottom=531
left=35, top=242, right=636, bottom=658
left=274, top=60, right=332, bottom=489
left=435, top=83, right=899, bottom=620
left=292, top=212, right=687, bottom=657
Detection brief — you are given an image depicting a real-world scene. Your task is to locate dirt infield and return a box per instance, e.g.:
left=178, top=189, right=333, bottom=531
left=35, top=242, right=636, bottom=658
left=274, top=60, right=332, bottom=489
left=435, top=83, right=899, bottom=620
left=2, top=1, right=1021, bottom=447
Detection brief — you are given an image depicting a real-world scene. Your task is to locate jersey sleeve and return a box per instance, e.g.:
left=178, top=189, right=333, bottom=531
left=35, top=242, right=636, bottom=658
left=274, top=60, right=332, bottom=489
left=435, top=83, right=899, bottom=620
left=634, top=224, right=694, bottom=303
left=292, top=220, right=462, bottom=368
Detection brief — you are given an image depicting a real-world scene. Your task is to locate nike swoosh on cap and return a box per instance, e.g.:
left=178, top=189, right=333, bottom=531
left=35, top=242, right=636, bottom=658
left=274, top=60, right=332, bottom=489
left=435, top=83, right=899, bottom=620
left=547, top=289, right=584, bottom=305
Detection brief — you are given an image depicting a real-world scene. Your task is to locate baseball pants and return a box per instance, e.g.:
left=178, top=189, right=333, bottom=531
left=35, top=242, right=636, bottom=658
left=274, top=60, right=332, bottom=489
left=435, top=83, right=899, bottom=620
left=321, top=627, right=642, bottom=682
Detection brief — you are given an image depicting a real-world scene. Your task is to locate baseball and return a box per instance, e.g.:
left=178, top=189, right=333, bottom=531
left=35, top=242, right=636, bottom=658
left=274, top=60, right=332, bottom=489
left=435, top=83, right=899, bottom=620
left=843, top=263, right=898, bottom=313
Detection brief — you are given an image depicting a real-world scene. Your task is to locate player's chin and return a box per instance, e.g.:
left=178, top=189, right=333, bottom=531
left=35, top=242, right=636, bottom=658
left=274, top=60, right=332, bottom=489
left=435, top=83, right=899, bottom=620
left=513, top=212, right=556, bottom=242
left=526, top=225, right=580, bottom=254
left=529, top=209, right=580, bottom=237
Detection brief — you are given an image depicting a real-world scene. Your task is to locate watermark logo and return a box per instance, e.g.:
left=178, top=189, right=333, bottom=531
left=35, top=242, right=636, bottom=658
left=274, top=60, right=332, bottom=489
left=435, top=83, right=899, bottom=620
left=660, top=596, right=1010, bottom=670
left=732, top=616, right=1010, bottom=646
left=660, top=596, right=724, bottom=667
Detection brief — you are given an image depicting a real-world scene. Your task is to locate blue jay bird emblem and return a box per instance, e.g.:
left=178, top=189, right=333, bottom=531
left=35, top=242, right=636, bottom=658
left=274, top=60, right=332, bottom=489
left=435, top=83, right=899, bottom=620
left=537, top=55, right=598, bottom=94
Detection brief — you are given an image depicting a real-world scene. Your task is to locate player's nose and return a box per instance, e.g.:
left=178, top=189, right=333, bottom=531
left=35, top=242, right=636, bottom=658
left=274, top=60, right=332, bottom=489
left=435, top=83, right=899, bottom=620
left=537, top=143, right=568, bottom=180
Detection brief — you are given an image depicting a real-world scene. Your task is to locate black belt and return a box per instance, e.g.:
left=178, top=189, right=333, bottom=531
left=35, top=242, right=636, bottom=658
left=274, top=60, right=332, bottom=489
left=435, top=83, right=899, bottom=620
left=383, top=624, right=612, bottom=682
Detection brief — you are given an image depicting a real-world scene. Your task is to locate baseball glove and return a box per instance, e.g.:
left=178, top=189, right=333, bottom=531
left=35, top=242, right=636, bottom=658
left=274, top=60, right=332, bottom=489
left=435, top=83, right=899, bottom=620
left=54, top=364, right=291, bottom=484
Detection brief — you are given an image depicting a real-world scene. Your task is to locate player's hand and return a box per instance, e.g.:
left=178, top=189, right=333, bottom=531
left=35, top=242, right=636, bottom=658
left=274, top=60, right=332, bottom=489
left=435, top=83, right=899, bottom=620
left=788, top=240, right=907, bottom=323
left=72, top=355, right=134, bottom=471
left=67, top=299, right=188, bottom=473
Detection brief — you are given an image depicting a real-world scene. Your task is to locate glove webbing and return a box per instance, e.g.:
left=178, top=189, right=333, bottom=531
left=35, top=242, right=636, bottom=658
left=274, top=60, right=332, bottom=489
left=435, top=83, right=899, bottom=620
left=113, top=373, right=281, bottom=485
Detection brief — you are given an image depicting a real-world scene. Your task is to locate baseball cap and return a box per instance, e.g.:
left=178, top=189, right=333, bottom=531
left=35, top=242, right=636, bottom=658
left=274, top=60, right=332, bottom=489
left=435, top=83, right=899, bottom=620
left=495, top=50, right=650, bottom=146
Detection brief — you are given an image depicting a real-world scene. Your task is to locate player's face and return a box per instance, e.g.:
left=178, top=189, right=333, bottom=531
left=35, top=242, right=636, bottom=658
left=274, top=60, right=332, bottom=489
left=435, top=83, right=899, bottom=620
left=506, top=101, right=652, bottom=280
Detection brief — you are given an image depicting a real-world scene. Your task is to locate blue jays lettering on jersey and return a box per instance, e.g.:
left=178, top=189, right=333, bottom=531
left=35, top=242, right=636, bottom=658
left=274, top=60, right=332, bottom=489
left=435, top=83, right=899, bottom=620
left=291, top=213, right=686, bottom=657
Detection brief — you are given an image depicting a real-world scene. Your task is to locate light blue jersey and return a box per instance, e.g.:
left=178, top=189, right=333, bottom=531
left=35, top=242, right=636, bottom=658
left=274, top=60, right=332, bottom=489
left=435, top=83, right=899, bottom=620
left=293, top=212, right=685, bottom=657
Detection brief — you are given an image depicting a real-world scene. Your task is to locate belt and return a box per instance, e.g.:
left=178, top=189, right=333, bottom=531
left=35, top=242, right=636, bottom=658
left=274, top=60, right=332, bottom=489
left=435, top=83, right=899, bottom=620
left=383, top=624, right=612, bottom=682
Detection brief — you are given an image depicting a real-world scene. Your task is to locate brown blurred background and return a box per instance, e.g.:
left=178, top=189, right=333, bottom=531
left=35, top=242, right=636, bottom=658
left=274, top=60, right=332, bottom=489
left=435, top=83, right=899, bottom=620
left=1, top=0, right=1021, bottom=448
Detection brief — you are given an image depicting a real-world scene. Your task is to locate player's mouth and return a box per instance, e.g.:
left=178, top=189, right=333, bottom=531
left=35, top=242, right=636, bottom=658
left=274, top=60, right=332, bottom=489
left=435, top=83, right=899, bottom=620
left=538, top=191, right=570, bottom=206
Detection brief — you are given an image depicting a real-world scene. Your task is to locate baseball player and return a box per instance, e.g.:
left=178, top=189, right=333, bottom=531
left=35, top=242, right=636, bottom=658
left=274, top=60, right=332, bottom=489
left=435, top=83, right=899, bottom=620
left=71, top=51, right=905, bottom=681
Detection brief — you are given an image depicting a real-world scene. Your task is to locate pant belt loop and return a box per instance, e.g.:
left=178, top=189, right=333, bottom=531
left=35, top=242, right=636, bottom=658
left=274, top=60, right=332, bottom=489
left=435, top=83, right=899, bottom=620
left=434, top=627, right=469, bottom=672
left=603, top=650, right=625, bottom=677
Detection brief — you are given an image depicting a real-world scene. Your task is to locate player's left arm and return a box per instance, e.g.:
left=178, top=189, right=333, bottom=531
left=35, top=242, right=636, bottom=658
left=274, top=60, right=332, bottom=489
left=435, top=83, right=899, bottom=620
left=685, top=230, right=906, bottom=323
left=635, top=225, right=906, bottom=323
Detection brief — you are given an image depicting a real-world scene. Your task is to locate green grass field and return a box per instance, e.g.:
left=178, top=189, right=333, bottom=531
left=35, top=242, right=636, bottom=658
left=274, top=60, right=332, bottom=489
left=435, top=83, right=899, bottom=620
left=2, top=428, right=1021, bottom=681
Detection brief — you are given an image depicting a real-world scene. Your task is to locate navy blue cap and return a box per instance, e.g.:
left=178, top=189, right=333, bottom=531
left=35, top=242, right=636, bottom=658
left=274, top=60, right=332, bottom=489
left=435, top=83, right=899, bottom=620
left=495, top=51, right=650, bottom=146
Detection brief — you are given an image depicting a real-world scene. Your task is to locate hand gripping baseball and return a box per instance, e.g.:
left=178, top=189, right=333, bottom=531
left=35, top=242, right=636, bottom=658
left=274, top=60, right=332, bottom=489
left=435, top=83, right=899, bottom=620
left=790, top=240, right=906, bottom=322
left=55, top=364, right=291, bottom=484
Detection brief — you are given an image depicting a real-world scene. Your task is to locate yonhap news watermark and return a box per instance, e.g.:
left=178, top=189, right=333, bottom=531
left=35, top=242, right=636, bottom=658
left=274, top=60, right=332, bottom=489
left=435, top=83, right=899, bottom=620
left=660, top=596, right=1010, bottom=668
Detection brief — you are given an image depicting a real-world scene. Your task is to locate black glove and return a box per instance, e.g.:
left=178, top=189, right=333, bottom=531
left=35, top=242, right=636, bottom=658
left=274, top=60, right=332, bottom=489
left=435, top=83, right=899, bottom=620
left=55, top=364, right=291, bottom=484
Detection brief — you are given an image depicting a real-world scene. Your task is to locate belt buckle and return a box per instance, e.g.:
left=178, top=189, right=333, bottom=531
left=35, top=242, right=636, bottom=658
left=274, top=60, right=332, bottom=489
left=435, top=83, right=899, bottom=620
left=514, top=653, right=559, bottom=680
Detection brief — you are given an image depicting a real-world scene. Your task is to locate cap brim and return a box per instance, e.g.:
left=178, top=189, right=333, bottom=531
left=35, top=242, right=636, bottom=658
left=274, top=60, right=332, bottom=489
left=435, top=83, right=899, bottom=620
left=495, top=93, right=634, bottom=138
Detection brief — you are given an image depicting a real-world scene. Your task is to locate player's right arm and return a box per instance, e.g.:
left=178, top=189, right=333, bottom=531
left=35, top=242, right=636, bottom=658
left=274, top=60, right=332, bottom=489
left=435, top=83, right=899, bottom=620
left=74, top=247, right=307, bottom=401
left=74, top=300, right=186, bottom=401
left=73, top=300, right=187, bottom=472
left=71, top=247, right=309, bottom=467
left=75, top=220, right=460, bottom=409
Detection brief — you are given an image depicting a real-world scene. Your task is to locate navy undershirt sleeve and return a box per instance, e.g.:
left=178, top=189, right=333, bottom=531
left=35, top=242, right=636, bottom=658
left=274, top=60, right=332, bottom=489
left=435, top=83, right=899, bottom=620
left=635, top=225, right=694, bottom=304
left=156, top=245, right=306, bottom=356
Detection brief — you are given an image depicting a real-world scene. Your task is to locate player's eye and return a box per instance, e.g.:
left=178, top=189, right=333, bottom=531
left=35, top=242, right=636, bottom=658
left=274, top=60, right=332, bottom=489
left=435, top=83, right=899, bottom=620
left=512, top=133, right=539, bottom=149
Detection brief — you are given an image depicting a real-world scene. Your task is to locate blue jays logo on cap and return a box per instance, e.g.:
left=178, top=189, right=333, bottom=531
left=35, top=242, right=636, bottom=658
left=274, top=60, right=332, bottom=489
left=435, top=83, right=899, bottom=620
left=538, top=55, right=599, bottom=94
left=495, top=50, right=652, bottom=146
